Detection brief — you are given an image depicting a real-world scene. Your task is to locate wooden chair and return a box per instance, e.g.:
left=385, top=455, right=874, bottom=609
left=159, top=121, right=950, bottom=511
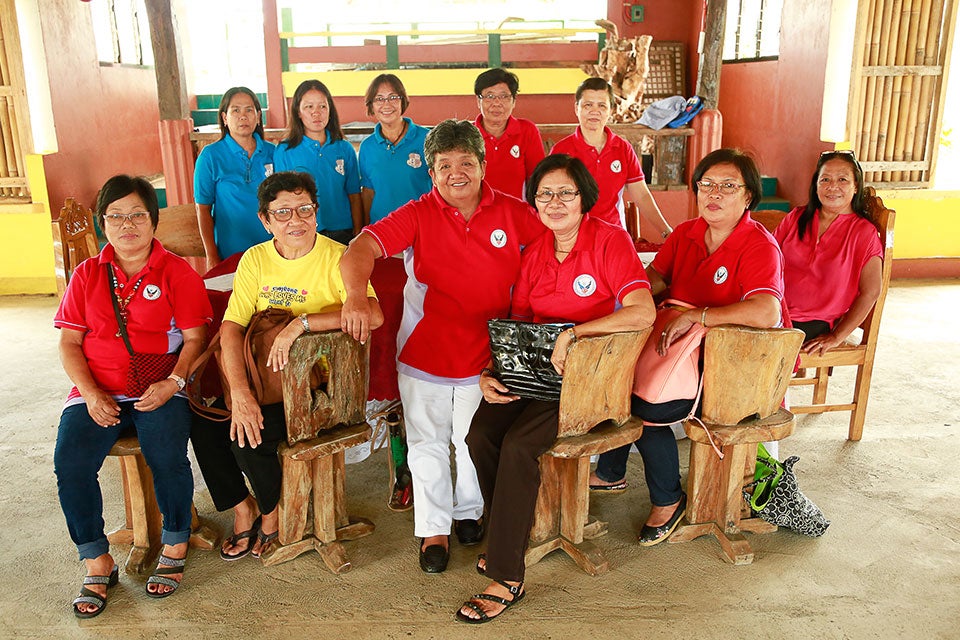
left=106, top=435, right=218, bottom=575
left=155, top=203, right=206, bottom=273
left=524, top=328, right=652, bottom=576
left=262, top=331, right=375, bottom=571
left=668, top=325, right=804, bottom=565
left=51, top=198, right=98, bottom=298
left=754, top=188, right=896, bottom=440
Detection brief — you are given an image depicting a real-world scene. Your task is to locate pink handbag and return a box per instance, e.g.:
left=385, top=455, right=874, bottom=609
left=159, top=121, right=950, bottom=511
left=632, top=300, right=706, bottom=404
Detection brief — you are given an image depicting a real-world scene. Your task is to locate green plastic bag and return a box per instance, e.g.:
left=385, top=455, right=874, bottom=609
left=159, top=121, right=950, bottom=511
left=749, top=443, right=784, bottom=512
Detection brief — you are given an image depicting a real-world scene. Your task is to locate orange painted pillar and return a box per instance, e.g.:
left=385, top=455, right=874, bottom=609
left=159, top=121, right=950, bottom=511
left=158, top=118, right=195, bottom=206
left=683, top=109, right=723, bottom=219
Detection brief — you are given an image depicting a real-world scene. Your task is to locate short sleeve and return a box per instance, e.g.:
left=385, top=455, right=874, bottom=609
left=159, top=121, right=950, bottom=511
left=272, top=143, right=292, bottom=172
left=54, top=260, right=93, bottom=332
left=343, top=143, right=360, bottom=194
left=169, top=263, right=213, bottom=330
left=523, top=122, right=546, bottom=177
left=363, top=200, right=420, bottom=257
left=621, top=141, right=644, bottom=184
left=222, top=251, right=261, bottom=328
left=738, top=234, right=784, bottom=301
left=194, top=146, right=216, bottom=206
left=358, top=140, right=373, bottom=190
left=602, top=228, right=651, bottom=302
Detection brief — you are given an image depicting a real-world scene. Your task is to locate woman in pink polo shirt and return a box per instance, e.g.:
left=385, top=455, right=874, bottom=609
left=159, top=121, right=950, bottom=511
left=455, top=154, right=656, bottom=624
left=773, top=151, right=882, bottom=353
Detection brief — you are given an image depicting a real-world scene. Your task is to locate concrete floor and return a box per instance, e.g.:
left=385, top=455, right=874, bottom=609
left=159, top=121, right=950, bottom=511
left=1, top=280, right=958, bottom=639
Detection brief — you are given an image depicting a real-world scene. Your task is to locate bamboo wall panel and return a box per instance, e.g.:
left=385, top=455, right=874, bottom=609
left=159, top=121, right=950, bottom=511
left=0, top=1, right=29, bottom=200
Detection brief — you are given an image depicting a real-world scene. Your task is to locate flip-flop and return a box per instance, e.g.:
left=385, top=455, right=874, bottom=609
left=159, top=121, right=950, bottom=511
left=72, top=565, right=119, bottom=619
left=220, top=515, right=262, bottom=561
left=250, top=527, right=279, bottom=559
left=589, top=479, right=628, bottom=493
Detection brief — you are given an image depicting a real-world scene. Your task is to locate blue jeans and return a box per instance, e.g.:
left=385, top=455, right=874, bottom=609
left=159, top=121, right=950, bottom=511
left=54, top=398, right=194, bottom=560
left=594, top=396, right=692, bottom=506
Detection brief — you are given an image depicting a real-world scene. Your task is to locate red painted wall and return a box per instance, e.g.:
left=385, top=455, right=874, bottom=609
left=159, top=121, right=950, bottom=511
left=39, top=0, right=163, bottom=212
left=718, top=0, right=833, bottom=207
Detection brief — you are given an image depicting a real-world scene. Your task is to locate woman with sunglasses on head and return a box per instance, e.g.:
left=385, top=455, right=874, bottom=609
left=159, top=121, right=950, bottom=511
left=54, top=175, right=212, bottom=616
left=772, top=151, right=882, bottom=354
left=358, top=74, right=432, bottom=224
left=590, top=149, right=790, bottom=546
left=194, top=87, right=275, bottom=273
left=274, top=80, right=362, bottom=245
left=194, top=171, right=382, bottom=562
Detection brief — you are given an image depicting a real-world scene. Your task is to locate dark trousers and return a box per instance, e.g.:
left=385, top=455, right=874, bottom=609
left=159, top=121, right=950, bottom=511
left=594, top=395, right=692, bottom=507
left=190, top=399, right=249, bottom=512
left=466, top=398, right=559, bottom=583
left=793, top=319, right=831, bottom=342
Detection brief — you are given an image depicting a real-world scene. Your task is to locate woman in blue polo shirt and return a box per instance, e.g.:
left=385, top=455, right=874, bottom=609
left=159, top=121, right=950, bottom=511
left=194, top=87, right=275, bottom=272
left=358, top=73, right=432, bottom=224
left=274, top=80, right=362, bottom=245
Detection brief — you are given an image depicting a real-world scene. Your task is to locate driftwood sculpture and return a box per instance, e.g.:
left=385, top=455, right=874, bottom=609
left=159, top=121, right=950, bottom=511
left=582, top=20, right=652, bottom=123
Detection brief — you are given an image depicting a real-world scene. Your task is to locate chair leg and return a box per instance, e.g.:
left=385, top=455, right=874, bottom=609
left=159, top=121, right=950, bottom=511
left=812, top=366, right=830, bottom=404
left=848, top=363, right=872, bottom=441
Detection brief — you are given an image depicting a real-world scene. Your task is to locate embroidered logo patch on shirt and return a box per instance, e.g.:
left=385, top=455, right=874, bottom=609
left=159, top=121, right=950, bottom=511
left=573, top=274, right=597, bottom=297
left=335, top=159, right=345, bottom=176
left=510, top=145, right=521, bottom=158
left=713, top=266, right=729, bottom=285
left=142, top=284, right=161, bottom=301
left=264, top=163, right=274, bottom=177
left=490, top=229, right=508, bottom=248
left=610, top=160, right=622, bottom=173
left=407, top=153, right=422, bottom=168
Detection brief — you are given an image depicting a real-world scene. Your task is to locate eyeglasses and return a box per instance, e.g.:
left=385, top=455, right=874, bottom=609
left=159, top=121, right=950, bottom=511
left=696, top=181, right=745, bottom=195
left=103, top=212, right=150, bottom=226
left=534, top=189, right=580, bottom=203
left=372, top=94, right=402, bottom=104
left=267, top=203, right=317, bottom=221
left=478, top=93, right=514, bottom=103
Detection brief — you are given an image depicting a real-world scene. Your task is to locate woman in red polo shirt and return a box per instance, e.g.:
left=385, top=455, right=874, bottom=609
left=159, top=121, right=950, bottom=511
left=591, top=148, right=788, bottom=547
left=773, top=151, right=882, bottom=353
left=54, top=175, right=212, bottom=617
left=455, top=154, right=656, bottom=623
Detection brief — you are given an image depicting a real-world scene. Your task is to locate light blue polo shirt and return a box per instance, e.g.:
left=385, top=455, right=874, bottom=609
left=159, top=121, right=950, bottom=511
left=358, top=118, right=432, bottom=223
left=193, top=132, right=275, bottom=259
left=274, top=132, right=360, bottom=232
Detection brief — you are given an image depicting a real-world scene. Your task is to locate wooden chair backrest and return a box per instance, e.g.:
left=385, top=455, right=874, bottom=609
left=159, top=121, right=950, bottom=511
left=557, top=327, right=652, bottom=437
left=155, top=203, right=205, bottom=258
left=701, top=325, right=804, bottom=425
left=52, top=198, right=98, bottom=298
left=751, top=209, right=785, bottom=235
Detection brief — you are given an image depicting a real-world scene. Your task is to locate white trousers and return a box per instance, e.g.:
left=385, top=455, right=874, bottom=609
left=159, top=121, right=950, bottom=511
left=398, top=373, right=484, bottom=538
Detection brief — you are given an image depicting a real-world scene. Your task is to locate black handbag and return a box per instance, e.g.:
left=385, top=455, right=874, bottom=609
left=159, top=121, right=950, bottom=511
left=487, top=319, right=572, bottom=401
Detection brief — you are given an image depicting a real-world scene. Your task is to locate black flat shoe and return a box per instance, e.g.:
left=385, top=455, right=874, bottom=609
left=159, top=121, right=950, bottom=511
left=638, top=494, right=687, bottom=547
left=454, top=518, right=485, bottom=546
left=419, top=538, right=449, bottom=573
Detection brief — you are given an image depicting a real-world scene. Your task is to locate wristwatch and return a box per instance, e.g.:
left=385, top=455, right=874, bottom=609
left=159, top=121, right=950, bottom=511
left=167, top=374, right=186, bottom=391
left=299, top=313, right=310, bottom=333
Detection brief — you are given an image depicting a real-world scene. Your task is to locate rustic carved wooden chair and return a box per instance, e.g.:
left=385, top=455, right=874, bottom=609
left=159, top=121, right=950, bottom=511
left=524, top=328, right=652, bottom=576
left=754, top=188, right=896, bottom=440
left=261, top=331, right=375, bottom=572
left=51, top=198, right=98, bottom=298
left=106, top=435, right=218, bottom=575
left=668, top=325, right=804, bottom=565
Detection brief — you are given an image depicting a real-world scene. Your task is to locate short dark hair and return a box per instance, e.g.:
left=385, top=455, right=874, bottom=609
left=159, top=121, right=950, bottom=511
left=364, top=73, right=410, bottom=116
left=798, top=151, right=869, bottom=240
left=526, top=154, right=599, bottom=213
left=691, top=148, right=763, bottom=210
left=95, top=175, right=159, bottom=230
left=283, top=80, right=344, bottom=148
left=575, top=77, right=614, bottom=105
left=257, top=171, right=318, bottom=217
left=218, top=87, right=265, bottom=140
left=423, top=119, right=485, bottom=168
left=474, top=68, right=519, bottom=97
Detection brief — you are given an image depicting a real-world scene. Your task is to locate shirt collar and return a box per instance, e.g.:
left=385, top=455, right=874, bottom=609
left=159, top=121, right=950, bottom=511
left=374, top=118, right=413, bottom=146
left=428, top=182, right=497, bottom=216
left=474, top=115, right=518, bottom=141
left=225, top=132, right=264, bottom=156
left=684, top=210, right=754, bottom=252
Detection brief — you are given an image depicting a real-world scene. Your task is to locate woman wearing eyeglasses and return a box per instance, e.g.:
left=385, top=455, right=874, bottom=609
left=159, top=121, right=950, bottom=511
left=455, top=154, right=655, bottom=623
left=274, top=80, right=362, bottom=245
left=357, top=74, right=432, bottom=224
left=54, top=175, right=212, bottom=616
left=772, top=151, right=882, bottom=354
left=472, top=67, right=545, bottom=199
left=590, top=148, right=789, bottom=546
left=195, top=171, right=382, bottom=561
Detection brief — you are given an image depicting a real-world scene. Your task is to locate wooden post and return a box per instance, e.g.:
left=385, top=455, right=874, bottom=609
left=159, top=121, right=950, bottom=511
left=697, top=0, right=727, bottom=110
left=262, top=0, right=286, bottom=129
left=144, top=0, right=188, bottom=120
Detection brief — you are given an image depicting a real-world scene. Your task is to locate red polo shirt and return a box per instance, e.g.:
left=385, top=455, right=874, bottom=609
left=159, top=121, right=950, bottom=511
left=54, top=239, right=213, bottom=400
left=653, top=212, right=788, bottom=325
left=364, top=183, right=546, bottom=381
left=550, top=126, right=644, bottom=227
left=512, top=215, right=650, bottom=323
left=774, top=206, right=882, bottom=327
left=474, top=115, right=545, bottom=199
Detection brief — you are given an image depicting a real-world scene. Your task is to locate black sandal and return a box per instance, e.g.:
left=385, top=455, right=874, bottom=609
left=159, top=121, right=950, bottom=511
left=145, top=553, right=185, bottom=599
left=250, top=527, right=279, bottom=559
left=455, top=579, right=525, bottom=624
left=220, top=515, right=262, bottom=561
left=72, top=565, right=119, bottom=619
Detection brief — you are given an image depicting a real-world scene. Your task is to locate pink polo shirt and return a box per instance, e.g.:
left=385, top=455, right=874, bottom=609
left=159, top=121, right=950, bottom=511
left=363, top=184, right=546, bottom=382
left=550, top=126, right=644, bottom=228
left=653, top=212, right=788, bottom=325
left=54, top=239, right=213, bottom=401
left=511, top=215, right=650, bottom=323
left=774, top=206, right=882, bottom=327
left=475, top=115, right=545, bottom=199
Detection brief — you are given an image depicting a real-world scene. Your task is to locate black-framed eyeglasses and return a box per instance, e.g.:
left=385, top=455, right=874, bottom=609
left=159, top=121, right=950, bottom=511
left=696, top=181, right=745, bottom=195
left=534, top=189, right=580, bottom=203
left=372, top=94, right=402, bottom=104
left=268, top=203, right=317, bottom=221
